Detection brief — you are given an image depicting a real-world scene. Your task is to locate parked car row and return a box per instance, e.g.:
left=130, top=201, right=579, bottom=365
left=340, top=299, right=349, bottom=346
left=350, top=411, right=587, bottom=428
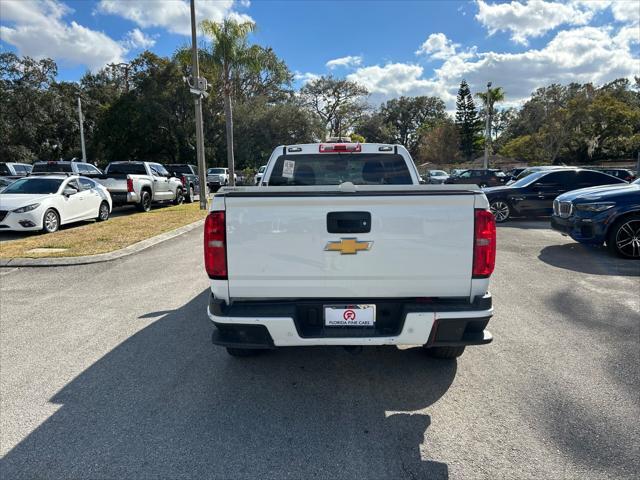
left=0, top=160, right=206, bottom=234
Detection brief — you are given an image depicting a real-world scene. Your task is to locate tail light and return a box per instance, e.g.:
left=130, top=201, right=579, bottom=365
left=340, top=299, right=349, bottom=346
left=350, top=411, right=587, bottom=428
left=473, top=209, right=496, bottom=278
left=319, top=143, right=361, bottom=153
left=180, top=175, right=186, bottom=186
left=204, top=211, right=227, bottom=279
left=126, top=177, right=134, bottom=193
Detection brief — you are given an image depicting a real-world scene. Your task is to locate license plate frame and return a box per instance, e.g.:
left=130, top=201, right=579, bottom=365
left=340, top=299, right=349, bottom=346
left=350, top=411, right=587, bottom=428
left=324, top=304, right=376, bottom=327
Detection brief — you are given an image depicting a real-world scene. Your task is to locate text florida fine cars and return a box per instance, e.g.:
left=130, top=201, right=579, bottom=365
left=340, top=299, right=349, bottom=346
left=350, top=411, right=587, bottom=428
left=0, top=175, right=112, bottom=233
left=205, top=142, right=496, bottom=360
left=551, top=178, right=640, bottom=258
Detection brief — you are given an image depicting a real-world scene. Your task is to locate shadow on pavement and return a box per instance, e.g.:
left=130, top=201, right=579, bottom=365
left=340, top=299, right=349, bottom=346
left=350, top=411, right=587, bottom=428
left=538, top=243, right=640, bottom=277
left=497, top=218, right=551, bottom=230
left=1, top=290, right=456, bottom=479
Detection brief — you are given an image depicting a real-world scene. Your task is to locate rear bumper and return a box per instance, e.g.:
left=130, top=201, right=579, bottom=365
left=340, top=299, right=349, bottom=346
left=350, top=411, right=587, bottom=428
left=110, top=192, right=140, bottom=204
left=207, top=293, right=493, bottom=348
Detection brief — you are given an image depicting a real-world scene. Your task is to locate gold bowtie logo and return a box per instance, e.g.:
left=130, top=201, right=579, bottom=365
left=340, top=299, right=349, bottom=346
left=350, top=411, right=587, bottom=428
left=324, top=238, right=372, bottom=255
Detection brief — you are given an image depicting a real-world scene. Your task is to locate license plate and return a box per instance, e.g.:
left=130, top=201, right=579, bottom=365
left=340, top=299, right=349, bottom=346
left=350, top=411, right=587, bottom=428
left=324, top=305, right=376, bottom=327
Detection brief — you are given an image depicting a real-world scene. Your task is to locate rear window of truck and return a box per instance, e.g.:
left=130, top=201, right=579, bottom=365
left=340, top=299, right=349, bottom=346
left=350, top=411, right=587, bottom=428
left=106, top=163, right=147, bottom=175
left=32, top=162, right=73, bottom=173
left=267, top=154, right=413, bottom=186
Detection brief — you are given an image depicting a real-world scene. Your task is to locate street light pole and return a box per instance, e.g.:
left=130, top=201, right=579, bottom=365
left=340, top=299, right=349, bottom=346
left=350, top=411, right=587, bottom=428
left=190, top=0, right=208, bottom=210
left=77, top=97, right=87, bottom=162
left=483, top=82, right=491, bottom=170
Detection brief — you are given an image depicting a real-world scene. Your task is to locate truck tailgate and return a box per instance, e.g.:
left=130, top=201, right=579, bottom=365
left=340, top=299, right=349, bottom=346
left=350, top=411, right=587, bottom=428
left=225, top=192, right=476, bottom=299
left=97, top=178, right=127, bottom=192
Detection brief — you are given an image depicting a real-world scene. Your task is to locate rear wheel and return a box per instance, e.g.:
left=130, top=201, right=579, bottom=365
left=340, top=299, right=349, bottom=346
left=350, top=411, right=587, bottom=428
left=96, top=201, right=110, bottom=222
left=186, top=185, right=195, bottom=203
left=173, top=188, right=184, bottom=205
left=226, top=347, right=265, bottom=357
left=425, top=346, right=466, bottom=359
left=137, top=190, right=152, bottom=212
left=490, top=199, right=511, bottom=223
left=42, top=209, right=59, bottom=233
left=607, top=214, right=640, bottom=259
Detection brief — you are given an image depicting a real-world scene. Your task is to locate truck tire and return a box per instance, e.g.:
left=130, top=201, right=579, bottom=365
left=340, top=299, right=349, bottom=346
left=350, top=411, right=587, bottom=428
left=425, top=346, right=466, bottom=359
left=226, top=347, right=265, bottom=357
left=136, top=190, right=152, bottom=212
left=186, top=185, right=195, bottom=203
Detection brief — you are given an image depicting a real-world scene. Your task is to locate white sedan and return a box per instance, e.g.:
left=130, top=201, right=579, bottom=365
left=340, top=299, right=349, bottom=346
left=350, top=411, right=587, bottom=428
left=0, top=175, right=112, bottom=233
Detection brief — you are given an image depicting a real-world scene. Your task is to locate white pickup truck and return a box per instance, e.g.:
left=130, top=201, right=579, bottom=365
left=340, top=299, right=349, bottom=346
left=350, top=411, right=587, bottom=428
left=205, top=142, right=496, bottom=359
left=95, top=161, right=184, bottom=211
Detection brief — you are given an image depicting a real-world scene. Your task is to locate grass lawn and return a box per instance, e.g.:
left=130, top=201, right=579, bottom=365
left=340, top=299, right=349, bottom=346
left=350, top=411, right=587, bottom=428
left=0, top=202, right=207, bottom=259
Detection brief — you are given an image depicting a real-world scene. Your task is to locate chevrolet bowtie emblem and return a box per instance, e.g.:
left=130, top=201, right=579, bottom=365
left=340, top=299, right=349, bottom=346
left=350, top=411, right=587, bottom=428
left=324, top=238, right=373, bottom=255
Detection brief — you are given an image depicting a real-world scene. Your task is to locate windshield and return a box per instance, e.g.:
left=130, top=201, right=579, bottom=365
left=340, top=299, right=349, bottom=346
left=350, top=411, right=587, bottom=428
left=430, top=170, right=446, bottom=175
left=106, top=163, right=147, bottom=175
left=208, top=168, right=226, bottom=174
left=258, top=166, right=266, bottom=173
left=32, top=162, right=72, bottom=173
left=268, top=154, right=413, bottom=186
left=2, top=177, right=63, bottom=194
left=510, top=171, right=550, bottom=188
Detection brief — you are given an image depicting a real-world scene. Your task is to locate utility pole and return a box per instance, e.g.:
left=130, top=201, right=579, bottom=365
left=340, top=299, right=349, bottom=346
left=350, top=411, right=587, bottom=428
left=190, top=0, right=208, bottom=210
left=77, top=97, right=87, bottom=162
left=483, top=81, right=491, bottom=169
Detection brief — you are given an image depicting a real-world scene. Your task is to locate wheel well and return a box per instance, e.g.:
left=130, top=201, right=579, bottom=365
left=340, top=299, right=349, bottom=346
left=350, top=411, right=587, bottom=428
left=43, top=207, right=61, bottom=224
left=606, top=210, right=640, bottom=237
left=141, top=186, right=151, bottom=195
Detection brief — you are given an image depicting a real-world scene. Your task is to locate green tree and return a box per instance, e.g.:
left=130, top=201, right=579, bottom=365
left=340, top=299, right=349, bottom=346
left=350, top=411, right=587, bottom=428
left=299, top=75, right=369, bottom=138
left=455, top=80, right=481, bottom=160
left=201, top=18, right=260, bottom=185
left=379, top=96, right=446, bottom=156
left=418, top=119, right=461, bottom=165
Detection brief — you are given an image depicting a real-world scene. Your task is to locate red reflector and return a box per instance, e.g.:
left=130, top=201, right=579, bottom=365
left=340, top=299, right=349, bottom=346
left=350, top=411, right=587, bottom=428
left=181, top=175, right=186, bottom=186
left=319, top=143, right=362, bottom=153
left=204, top=211, right=227, bottom=279
left=126, top=177, right=134, bottom=193
left=473, top=209, right=496, bottom=278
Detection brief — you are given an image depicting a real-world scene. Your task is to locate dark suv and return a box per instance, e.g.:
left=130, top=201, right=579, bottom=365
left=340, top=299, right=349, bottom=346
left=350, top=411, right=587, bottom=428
left=484, top=169, right=626, bottom=222
left=445, top=169, right=506, bottom=188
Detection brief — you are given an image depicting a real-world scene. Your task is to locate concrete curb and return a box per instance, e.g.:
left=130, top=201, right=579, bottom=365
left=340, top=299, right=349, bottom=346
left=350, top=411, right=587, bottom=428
left=0, top=219, right=205, bottom=267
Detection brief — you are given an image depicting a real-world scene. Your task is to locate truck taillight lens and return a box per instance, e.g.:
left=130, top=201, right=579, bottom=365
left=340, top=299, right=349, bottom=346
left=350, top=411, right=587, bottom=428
left=180, top=175, right=186, bottom=186
left=126, top=177, right=134, bottom=193
left=319, top=143, right=361, bottom=153
left=473, top=209, right=496, bottom=278
left=204, top=211, right=227, bottom=279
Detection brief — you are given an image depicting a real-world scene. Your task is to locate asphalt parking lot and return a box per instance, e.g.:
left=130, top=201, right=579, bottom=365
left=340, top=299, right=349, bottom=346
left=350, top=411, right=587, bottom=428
left=1, top=221, right=638, bottom=479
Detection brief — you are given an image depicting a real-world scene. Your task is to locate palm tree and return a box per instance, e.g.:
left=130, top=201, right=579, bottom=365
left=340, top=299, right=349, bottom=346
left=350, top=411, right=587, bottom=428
left=476, top=86, right=505, bottom=154
left=201, top=19, right=258, bottom=186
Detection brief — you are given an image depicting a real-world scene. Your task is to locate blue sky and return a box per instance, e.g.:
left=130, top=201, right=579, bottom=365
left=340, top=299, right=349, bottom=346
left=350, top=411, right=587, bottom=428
left=1, top=0, right=639, bottom=107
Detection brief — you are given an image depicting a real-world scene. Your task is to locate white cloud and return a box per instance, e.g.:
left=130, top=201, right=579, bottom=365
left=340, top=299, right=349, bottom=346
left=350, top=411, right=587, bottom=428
left=294, top=71, right=321, bottom=85
left=434, top=25, right=639, bottom=107
left=346, top=63, right=447, bottom=104
left=123, top=28, right=156, bottom=49
left=340, top=24, right=638, bottom=108
left=97, top=0, right=252, bottom=36
left=475, top=0, right=596, bottom=44
left=326, top=55, right=363, bottom=69
left=415, top=33, right=460, bottom=59
left=611, top=0, right=640, bottom=24
left=0, top=0, right=126, bottom=71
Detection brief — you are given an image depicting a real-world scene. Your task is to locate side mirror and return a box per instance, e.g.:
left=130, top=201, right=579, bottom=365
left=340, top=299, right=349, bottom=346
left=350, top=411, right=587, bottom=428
left=63, top=187, right=77, bottom=197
